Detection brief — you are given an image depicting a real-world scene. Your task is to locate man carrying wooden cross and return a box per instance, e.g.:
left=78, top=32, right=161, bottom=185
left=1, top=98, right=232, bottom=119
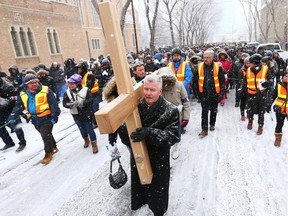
left=118, top=74, right=180, bottom=216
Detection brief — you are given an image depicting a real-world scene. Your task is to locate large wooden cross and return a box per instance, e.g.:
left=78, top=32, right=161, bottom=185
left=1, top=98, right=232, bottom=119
left=96, top=1, right=153, bottom=185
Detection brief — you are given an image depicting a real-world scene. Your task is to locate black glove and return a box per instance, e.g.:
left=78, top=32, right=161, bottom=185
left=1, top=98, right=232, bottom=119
left=218, top=94, right=223, bottom=103
left=266, top=105, right=271, bottom=113
left=130, top=127, right=149, bottom=142
left=261, top=81, right=270, bottom=88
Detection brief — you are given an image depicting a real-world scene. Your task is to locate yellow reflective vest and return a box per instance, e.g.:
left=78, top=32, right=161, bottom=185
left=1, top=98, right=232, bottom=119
left=275, top=84, right=288, bottom=115
left=198, top=62, right=220, bottom=93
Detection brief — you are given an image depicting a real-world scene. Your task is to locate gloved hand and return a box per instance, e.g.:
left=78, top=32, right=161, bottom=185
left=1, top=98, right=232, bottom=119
left=182, top=120, right=189, bottom=127
left=66, top=101, right=76, bottom=108
left=266, top=105, right=271, bottom=113
left=51, top=118, right=58, bottom=124
left=261, top=81, right=270, bottom=88
left=130, top=127, right=149, bottom=142
left=218, top=94, right=223, bottom=103
left=74, top=101, right=83, bottom=108
left=9, top=96, right=18, bottom=101
left=110, top=144, right=121, bottom=161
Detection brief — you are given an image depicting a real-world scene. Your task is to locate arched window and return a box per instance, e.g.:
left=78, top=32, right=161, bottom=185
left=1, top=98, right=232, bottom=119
left=19, top=27, right=29, bottom=56
left=10, top=26, right=22, bottom=57
left=53, top=29, right=60, bottom=53
left=27, top=28, right=36, bottom=55
left=47, top=29, right=55, bottom=54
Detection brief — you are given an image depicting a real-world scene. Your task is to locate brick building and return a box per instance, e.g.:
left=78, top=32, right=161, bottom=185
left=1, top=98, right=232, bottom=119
left=0, top=0, right=142, bottom=72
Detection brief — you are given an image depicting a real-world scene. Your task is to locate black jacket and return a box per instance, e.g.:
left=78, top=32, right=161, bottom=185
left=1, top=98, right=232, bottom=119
left=119, top=96, right=179, bottom=215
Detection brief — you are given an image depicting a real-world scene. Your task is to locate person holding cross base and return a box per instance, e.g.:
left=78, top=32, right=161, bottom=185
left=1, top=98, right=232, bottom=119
left=119, top=74, right=180, bottom=216
left=9, top=74, right=60, bottom=164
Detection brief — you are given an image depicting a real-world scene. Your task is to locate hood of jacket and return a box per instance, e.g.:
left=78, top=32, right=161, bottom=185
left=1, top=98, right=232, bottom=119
left=157, top=67, right=176, bottom=91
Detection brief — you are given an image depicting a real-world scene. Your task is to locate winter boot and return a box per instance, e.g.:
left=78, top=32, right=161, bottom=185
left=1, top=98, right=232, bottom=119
left=0, top=143, right=15, bottom=151
left=16, top=144, right=26, bottom=152
left=53, top=146, right=59, bottom=154
left=247, top=119, right=253, bottom=130
left=171, top=143, right=179, bottom=159
left=91, top=140, right=98, bottom=154
left=209, top=125, right=215, bottom=131
left=256, top=124, right=264, bottom=135
left=198, top=130, right=208, bottom=138
left=40, top=153, right=53, bottom=164
left=274, top=133, right=282, bottom=147
left=83, top=137, right=90, bottom=148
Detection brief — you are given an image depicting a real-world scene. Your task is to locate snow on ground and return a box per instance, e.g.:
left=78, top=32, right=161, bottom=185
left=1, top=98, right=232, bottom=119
left=0, top=90, right=288, bottom=216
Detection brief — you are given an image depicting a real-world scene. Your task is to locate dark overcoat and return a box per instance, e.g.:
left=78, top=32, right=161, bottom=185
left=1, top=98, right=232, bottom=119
left=119, top=96, right=179, bottom=215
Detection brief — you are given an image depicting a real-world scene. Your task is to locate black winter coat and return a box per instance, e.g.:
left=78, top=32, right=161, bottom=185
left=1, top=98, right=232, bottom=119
left=0, top=78, right=17, bottom=121
left=194, top=62, right=226, bottom=100
left=39, top=76, right=57, bottom=94
left=119, top=96, right=179, bottom=215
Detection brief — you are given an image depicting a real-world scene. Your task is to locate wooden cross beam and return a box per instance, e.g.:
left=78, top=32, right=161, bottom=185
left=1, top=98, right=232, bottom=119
left=96, top=1, right=153, bottom=185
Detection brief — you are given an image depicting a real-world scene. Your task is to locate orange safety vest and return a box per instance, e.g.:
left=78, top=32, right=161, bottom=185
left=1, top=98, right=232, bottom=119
left=20, top=85, right=51, bottom=119
left=275, top=84, right=288, bottom=115
left=168, top=61, right=186, bottom=82
left=242, top=68, right=247, bottom=78
left=82, top=72, right=99, bottom=93
left=246, top=65, right=268, bottom=94
left=198, top=62, right=220, bottom=93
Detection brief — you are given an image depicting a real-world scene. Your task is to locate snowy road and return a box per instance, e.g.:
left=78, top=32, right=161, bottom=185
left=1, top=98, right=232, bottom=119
left=0, top=90, right=288, bottom=216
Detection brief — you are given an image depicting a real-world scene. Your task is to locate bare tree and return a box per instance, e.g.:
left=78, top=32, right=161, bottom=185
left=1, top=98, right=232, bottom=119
left=162, top=0, right=180, bottom=47
left=144, top=0, right=160, bottom=52
left=120, top=0, right=132, bottom=36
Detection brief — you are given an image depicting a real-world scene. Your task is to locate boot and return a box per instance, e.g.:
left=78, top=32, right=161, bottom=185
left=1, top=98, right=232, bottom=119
left=53, top=146, right=59, bottom=154
left=198, top=130, right=208, bottom=138
left=274, top=133, right=282, bottom=147
left=209, top=125, right=215, bottom=131
left=83, top=137, right=90, bottom=148
left=256, top=124, right=264, bottom=135
left=240, top=115, right=245, bottom=121
left=247, top=119, right=253, bottom=130
left=41, top=153, right=53, bottom=164
left=16, top=144, right=26, bottom=152
left=91, top=140, right=98, bottom=154
left=0, top=143, right=15, bottom=151
left=171, top=143, right=179, bottom=159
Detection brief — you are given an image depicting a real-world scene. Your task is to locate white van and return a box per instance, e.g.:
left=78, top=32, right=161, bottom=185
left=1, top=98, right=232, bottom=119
left=256, top=43, right=288, bottom=60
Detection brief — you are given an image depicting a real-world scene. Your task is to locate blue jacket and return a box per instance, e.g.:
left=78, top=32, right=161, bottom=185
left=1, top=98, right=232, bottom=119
left=171, top=58, right=193, bottom=96
left=9, top=85, right=60, bottom=126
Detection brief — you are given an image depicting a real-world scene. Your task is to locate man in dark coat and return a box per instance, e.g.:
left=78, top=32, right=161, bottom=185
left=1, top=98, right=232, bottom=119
left=119, top=74, right=180, bottom=216
left=241, top=54, right=274, bottom=135
left=0, top=77, right=26, bottom=151
left=194, top=49, right=226, bottom=137
left=8, top=65, right=23, bottom=92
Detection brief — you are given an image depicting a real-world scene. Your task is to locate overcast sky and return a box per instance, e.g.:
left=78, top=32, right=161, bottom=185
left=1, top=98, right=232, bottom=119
left=134, top=0, right=249, bottom=43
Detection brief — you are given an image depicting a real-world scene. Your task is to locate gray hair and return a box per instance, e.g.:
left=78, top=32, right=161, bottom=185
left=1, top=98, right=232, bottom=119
left=143, top=74, right=162, bottom=89
left=203, top=49, right=214, bottom=57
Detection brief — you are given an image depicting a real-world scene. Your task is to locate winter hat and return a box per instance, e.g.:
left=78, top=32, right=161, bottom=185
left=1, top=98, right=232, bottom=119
left=37, top=69, right=49, bottom=77
left=133, top=61, right=144, bottom=71
left=244, top=57, right=250, bottom=64
left=68, top=73, right=82, bottom=84
left=23, top=68, right=37, bottom=76
left=25, top=74, right=39, bottom=85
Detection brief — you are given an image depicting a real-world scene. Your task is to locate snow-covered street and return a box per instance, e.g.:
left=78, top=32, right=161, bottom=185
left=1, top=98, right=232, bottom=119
left=1, top=90, right=288, bottom=216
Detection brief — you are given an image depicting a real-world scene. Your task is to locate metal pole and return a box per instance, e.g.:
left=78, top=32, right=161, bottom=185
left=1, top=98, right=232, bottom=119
left=131, top=0, right=139, bottom=53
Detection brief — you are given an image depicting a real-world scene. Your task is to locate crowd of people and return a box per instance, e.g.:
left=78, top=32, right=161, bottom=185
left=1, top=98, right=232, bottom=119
left=0, top=43, right=288, bottom=215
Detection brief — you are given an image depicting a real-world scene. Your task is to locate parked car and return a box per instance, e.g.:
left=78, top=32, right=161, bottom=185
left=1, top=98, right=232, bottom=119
left=256, top=43, right=288, bottom=60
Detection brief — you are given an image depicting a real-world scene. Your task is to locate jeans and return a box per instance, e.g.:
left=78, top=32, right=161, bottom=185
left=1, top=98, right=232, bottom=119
left=0, top=127, right=15, bottom=146
left=73, top=115, right=96, bottom=141
left=57, top=84, right=67, bottom=99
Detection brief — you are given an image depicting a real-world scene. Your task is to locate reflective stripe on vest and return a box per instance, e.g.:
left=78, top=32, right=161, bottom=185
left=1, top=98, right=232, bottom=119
left=168, top=61, right=186, bottom=82
left=275, top=84, right=288, bottom=115
left=242, top=68, right=247, bottom=78
left=20, top=86, right=51, bottom=118
left=246, top=65, right=268, bottom=94
left=82, top=72, right=99, bottom=93
left=198, top=62, right=220, bottom=93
